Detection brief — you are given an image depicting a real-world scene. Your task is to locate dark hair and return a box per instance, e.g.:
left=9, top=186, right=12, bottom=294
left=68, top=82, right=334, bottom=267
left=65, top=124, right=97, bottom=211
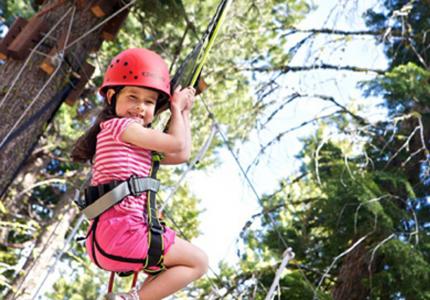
left=71, top=87, right=122, bottom=163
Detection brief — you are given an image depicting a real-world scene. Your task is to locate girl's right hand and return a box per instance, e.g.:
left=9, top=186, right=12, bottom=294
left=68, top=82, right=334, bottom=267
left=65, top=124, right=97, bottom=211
left=171, top=85, right=194, bottom=112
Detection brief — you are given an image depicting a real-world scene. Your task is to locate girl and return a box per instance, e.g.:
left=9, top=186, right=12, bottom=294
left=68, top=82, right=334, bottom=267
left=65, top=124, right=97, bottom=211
left=71, top=48, right=208, bottom=300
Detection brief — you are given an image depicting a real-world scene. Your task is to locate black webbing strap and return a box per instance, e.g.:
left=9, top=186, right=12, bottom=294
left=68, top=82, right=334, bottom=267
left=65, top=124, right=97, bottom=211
left=90, top=216, right=149, bottom=273
left=90, top=217, right=103, bottom=269
left=144, top=155, right=166, bottom=273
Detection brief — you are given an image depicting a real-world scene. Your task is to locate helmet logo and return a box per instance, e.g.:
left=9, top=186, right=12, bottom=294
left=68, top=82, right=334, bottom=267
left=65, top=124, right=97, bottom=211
left=141, top=71, right=165, bottom=83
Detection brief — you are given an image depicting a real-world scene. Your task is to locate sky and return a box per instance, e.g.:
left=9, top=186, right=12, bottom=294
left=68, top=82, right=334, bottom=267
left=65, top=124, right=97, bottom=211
left=188, top=0, right=388, bottom=273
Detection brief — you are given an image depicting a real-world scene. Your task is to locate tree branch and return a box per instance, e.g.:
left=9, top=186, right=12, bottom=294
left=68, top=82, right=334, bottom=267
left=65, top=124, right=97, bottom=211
left=243, top=63, right=386, bottom=75
left=284, top=27, right=402, bottom=38
left=260, top=93, right=367, bottom=132
left=247, top=111, right=341, bottom=173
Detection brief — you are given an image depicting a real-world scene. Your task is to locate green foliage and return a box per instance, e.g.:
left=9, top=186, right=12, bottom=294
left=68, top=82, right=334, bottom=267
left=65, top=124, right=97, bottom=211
left=197, top=0, right=430, bottom=299
left=11, top=0, right=424, bottom=299
left=232, top=117, right=429, bottom=298
left=0, top=0, right=34, bottom=27
left=160, top=179, right=202, bottom=239
left=369, top=239, right=430, bottom=299
left=361, top=62, right=430, bottom=114
left=45, top=267, right=108, bottom=300
left=281, top=271, right=330, bottom=300
left=364, top=0, right=430, bottom=69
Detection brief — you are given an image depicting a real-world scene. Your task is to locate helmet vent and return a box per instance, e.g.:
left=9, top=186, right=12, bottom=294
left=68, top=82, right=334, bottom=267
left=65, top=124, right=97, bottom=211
left=100, top=48, right=171, bottom=98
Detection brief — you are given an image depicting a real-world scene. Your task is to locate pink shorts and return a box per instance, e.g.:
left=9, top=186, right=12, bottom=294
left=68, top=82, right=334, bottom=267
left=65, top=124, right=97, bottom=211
left=86, top=206, right=176, bottom=272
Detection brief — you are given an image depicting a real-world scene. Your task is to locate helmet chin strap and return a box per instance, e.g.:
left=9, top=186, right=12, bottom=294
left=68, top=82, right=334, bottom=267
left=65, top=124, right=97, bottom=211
left=110, top=94, right=117, bottom=115
left=109, top=87, right=123, bottom=116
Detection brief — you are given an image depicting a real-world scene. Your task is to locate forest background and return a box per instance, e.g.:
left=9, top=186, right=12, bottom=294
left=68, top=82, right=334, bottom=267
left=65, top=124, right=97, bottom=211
left=0, top=0, right=429, bottom=299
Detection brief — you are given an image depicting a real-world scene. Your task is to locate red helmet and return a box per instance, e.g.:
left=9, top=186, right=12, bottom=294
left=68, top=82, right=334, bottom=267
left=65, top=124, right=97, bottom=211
left=99, top=48, right=171, bottom=99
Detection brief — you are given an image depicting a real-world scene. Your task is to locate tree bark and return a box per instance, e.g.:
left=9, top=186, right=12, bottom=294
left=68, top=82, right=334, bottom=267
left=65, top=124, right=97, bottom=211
left=332, top=240, right=370, bottom=300
left=0, top=0, right=102, bottom=198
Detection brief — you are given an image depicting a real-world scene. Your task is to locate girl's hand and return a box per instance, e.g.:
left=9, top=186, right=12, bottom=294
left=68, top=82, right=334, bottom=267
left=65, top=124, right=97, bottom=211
left=183, top=87, right=196, bottom=113
left=171, top=85, right=195, bottom=112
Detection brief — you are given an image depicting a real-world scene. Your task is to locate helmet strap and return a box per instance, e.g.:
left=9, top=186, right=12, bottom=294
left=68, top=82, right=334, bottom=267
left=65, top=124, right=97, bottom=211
left=108, top=86, right=123, bottom=116
left=110, top=94, right=117, bottom=115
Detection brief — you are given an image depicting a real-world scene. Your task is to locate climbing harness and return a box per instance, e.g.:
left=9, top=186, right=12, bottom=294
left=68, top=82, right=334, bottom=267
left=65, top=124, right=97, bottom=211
left=76, top=154, right=167, bottom=277
left=82, top=176, right=160, bottom=219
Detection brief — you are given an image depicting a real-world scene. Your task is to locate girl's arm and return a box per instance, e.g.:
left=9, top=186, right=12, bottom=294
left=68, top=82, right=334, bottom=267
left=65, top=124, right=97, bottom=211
left=121, top=87, right=189, bottom=154
left=161, top=110, right=191, bottom=164
left=161, top=87, right=195, bottom=164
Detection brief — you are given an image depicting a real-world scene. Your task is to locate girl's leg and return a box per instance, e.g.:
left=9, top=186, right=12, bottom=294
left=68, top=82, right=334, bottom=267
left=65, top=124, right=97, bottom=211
left=138, top=237, right=208, bottom=300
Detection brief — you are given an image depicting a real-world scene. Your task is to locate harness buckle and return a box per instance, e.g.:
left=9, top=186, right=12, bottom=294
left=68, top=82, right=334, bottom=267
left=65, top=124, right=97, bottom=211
left=150, top=224, right=164, bottom=235
left=128, top=175, right=142, bottom=196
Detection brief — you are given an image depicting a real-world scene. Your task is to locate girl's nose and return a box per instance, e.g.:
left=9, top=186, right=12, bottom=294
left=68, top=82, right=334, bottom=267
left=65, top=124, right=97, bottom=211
left=136, top=103, right=145, bottom=112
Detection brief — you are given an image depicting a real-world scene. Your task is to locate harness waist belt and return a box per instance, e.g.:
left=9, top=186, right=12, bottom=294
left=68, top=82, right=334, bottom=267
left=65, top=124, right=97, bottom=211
left=83, top=177, right=160, bottom=219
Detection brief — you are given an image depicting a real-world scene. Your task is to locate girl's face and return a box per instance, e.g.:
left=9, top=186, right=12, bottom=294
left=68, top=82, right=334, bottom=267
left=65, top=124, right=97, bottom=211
left=107, top=86, right=159, bottom=125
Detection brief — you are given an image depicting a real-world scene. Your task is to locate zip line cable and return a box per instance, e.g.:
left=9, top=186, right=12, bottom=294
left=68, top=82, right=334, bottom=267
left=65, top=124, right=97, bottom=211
left=191, top=96, right=295, bottom=299
left=170, top=0, right=289, bottom=254
left=159, top=121, right=217, bottom=213
left=64, top=0, right=136, bottom=51
left=199, top=97, right=290, bottom=250
left=164, top=0, right=233, bottom=112
left=189, top=0, right=232, bottom=87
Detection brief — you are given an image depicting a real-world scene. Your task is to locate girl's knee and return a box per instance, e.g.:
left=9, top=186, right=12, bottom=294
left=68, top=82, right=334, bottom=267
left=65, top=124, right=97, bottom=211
left=163, top=238, right=208, bottom=277
left=194, top=248, right=209, bottom=277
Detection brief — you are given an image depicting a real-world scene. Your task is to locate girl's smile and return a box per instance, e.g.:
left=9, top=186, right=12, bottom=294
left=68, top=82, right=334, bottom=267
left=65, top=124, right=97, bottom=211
left=107, top=86, right=159, bottom=125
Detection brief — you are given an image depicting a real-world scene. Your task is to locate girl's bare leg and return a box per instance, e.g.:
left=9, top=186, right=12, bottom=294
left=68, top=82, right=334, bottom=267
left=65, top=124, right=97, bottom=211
left=138, top=237, right=208, bottom=300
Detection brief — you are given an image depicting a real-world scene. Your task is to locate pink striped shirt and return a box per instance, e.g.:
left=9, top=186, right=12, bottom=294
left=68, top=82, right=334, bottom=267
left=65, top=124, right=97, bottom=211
left=91, top=117, right=153, bottom=215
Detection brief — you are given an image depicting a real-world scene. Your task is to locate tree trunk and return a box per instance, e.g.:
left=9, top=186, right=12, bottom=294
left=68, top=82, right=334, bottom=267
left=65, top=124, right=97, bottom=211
left=5, top=187, right=80, bottom=300
left=331, top=240, right=370, bottom=300
left=0, top=0, right=103, bottom=198
left=0, top=1, right=128, bottom=298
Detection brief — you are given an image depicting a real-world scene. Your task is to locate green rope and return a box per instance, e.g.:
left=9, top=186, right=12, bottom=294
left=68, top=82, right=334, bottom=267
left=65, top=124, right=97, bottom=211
left=190, top=0, right=233, bottom=87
